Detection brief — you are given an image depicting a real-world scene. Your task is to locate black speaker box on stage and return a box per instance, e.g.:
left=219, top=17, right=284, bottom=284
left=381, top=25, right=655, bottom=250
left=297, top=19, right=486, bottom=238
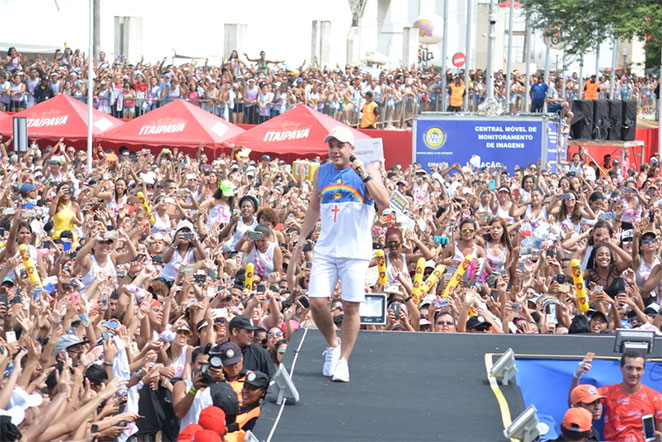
left=592, top=100, right=609, bottom=140
left=607, top=100, right=623, bottom=141
left=621, top=100, right=637, bottom=141
left=570, top=99, right=593, bottom=140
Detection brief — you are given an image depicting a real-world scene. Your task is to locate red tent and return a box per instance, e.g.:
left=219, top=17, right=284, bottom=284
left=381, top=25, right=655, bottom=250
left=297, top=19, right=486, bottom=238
left=0, top=95, right=123, bottom=149
left=225, top=105, right=371, bottom=160
left=498, top=0, right=523, bottom=7
left=96, top=100, right=244, bottom=157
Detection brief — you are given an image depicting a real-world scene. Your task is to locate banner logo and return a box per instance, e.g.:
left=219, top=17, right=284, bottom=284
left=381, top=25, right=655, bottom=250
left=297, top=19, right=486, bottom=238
left=424, top=127, right=445, bottom=149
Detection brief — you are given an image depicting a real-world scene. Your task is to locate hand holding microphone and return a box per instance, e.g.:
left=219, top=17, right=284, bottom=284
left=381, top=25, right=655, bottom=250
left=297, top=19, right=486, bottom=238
left=349, top=155, right=372, bottom=183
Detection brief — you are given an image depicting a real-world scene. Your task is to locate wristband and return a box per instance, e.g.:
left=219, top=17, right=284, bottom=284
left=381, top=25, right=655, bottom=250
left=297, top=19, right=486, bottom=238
left=403, top=296, right=413, bottom=303
left=102, top=361, right=113, bottom=367
left=188, top=386, right=198, bottom=396
left=362, top=175, right=373, bottom=183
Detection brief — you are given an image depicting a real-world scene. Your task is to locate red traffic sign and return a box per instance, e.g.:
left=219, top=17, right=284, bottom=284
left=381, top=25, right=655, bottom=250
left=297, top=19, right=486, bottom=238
left=452, top=52, right=465, bottom=67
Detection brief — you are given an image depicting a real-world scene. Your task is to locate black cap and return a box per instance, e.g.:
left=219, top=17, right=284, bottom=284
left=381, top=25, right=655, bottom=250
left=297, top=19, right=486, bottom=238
left=466, top=316, right=490, bottom=331
left=260, top=154, right=271, bottom=161
left=217, top=342, right=242, bottom=365
left=588, top=310, right=608, bottom=323
left=229, top=314, right=258, bottom=331
left=210, top=382, right=239, bottom=417
left=245, top=371, right=270, bottom=389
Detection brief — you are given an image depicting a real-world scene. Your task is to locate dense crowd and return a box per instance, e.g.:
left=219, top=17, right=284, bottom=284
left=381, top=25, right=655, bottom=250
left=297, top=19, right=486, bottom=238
left=0, top=46, right=661, bottom=442
left=1, top=46, right=660, bottom=130
left=0, top=134, right=659, bottom=440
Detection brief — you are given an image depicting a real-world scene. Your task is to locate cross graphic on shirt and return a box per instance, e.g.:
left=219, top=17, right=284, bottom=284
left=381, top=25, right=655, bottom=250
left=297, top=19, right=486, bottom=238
left=331, top=204, right=340, bottom=222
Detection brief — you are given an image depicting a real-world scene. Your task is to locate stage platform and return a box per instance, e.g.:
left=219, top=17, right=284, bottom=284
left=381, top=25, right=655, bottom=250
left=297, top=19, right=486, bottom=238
left=253, top=330, right=662, bottom=442
left=566, top=139, right=645, bottom=169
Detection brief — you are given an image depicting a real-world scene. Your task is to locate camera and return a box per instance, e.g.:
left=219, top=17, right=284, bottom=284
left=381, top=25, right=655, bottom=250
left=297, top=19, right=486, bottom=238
left=488, top=13, right=496, bottom=24
left=200, top=348, right=223, bottom=385
left=181, top=232, right=194, bottom=241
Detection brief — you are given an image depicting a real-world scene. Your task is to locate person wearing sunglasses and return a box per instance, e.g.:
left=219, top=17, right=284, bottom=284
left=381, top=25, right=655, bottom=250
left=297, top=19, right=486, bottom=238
left=634, top=231, right=662, bottom=302
left=441, top=218, right=486, bottom=271
left=631, top=229, right=660, bottom=302
left=269, top=339, right=288, bottom=369
left=265, top=326, right=284, bottom=351
left=373, top=227, right=433, bottom=285
left=433, top=312, right=457, bottom=333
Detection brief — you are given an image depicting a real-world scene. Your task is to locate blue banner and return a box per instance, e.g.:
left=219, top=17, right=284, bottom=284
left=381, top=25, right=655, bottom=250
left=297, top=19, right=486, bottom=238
left=515, top=358, right=662, bottom=440
left=414, top=118, right=544, bottom=171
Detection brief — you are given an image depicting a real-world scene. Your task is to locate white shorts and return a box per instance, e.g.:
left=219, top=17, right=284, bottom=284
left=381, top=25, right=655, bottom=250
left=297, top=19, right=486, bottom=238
left=308, top=254, right=370, bottom=303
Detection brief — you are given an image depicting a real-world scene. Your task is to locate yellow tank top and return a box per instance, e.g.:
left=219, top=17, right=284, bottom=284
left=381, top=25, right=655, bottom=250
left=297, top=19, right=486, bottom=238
left=52, top=202, right=78, bottom=245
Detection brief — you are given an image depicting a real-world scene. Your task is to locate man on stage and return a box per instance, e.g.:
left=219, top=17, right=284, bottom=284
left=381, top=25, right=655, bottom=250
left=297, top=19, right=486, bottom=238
left=293, top=126, right=389, bottom=382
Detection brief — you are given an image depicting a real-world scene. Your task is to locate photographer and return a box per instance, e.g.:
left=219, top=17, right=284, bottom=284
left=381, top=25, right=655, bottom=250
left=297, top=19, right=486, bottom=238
left=172, top=347, right=219, bottom=428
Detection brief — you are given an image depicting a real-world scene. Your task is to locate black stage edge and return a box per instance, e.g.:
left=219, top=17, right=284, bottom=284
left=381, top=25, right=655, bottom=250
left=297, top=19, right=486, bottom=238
left=254, top=330, right=662, bottom=442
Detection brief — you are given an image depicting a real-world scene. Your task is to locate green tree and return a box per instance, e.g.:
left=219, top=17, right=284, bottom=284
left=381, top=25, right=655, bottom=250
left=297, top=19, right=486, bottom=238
left=522, top=0, right=661, bottom=69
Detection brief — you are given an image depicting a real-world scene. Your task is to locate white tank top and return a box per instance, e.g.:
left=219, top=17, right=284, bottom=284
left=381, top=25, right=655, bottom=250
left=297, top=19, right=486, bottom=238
left=246, top=242, right=276, bottom=279
left=107, top=195, right=127, bottom=217
left=207, top=203, right=231, bottom=228
left=81, top=255, right=117, bottom=296
left=160, top=247, right=196, bottom=281
left=179, top=379, right=213, bottom=429
left=231, top=217, right=258, bottom=249
left=151, top=211, right=172, bottom=233
left=385, top=252, right=407, bottom=284
left=486, top=243, right=508, bottom=273
left=168, top=344, right=188, bottom=380
left=524, top=206, right=547, bottom=230
left=636, top=257, right=660, bottom=288
left=496, top=203, right=514, bottom=223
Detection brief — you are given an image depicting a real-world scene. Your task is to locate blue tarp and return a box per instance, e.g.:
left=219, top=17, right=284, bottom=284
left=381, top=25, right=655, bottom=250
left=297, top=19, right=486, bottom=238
left=515, top=359, right=662, bottom=440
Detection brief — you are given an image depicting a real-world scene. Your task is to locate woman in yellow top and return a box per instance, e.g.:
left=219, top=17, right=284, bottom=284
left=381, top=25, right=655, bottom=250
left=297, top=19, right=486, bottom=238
left=49, top=182, right=83, bottom=246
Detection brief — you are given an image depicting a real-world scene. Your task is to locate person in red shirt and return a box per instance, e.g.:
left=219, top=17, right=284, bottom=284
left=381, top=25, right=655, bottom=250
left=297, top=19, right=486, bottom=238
left=133, top=72, right=148, bottom=116
left=570, top=350, right=662, bottom=442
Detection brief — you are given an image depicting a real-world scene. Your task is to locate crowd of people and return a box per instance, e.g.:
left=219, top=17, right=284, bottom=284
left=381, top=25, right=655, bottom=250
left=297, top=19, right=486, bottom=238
left=1, top=46, right=660, bottom=129
left=0, top=47, right=661, bottom=441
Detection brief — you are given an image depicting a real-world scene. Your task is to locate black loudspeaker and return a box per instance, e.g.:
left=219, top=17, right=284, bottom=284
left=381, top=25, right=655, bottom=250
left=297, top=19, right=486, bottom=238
left=570, top=100, right=593, bottom=140
left=593, top=100, right=609, bottom=140
left=608, top=100, right=623, bottom=141
left=621, top=100, right=637, bottom=141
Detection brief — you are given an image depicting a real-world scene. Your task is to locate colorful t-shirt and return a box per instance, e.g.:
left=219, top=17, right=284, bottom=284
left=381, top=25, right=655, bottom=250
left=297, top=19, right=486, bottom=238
left=597, top=383, right=662, bottom=442
left=315, top=162, right=373, bottom=259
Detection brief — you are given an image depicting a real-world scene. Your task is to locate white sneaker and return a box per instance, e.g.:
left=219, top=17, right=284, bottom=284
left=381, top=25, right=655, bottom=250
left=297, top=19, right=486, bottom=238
left=331, top=358, right=349, bottom=382
left=322, top=341, right=341, bottom=377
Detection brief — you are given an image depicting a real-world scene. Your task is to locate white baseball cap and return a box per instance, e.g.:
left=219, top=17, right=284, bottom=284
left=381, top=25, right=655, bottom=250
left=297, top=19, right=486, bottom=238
left=323, top=126, right=355, bottom=145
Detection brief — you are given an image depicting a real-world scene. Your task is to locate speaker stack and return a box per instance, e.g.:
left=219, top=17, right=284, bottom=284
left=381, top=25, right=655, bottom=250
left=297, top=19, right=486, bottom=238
left=607, top=100, right=622, bottom=141
left=570, top=100, right=593, bottom=140
left=621, top=100, right=637, bottom=141
left=569, top=99, right=637, bottom=141
left=593, top=100, right=609, bottom=140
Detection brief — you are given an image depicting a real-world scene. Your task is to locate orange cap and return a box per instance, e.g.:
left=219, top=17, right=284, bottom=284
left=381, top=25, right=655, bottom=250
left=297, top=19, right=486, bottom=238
left=570, top=384, right=605, bottom=405
left=562, top=407, right=593, bottom=432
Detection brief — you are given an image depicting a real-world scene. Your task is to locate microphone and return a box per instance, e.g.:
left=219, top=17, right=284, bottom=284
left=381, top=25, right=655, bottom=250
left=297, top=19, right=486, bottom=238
left=348, top=155, right=368, bottom=181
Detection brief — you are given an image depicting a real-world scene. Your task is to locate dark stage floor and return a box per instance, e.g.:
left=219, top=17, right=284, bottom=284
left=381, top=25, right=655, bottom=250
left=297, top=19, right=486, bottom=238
left=253, top=330, right=661, bottom=442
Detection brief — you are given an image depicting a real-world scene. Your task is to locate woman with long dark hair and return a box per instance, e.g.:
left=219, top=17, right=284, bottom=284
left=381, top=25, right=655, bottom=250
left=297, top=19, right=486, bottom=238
left=441, top=218, right=487, bottom=270
left=374, top=227, right=434, bottom=285
left=481, top=217, right=515, bottom=276
left=49, top=182, right=83, bottom=245
left=200, top=180, right=235, bottom=229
